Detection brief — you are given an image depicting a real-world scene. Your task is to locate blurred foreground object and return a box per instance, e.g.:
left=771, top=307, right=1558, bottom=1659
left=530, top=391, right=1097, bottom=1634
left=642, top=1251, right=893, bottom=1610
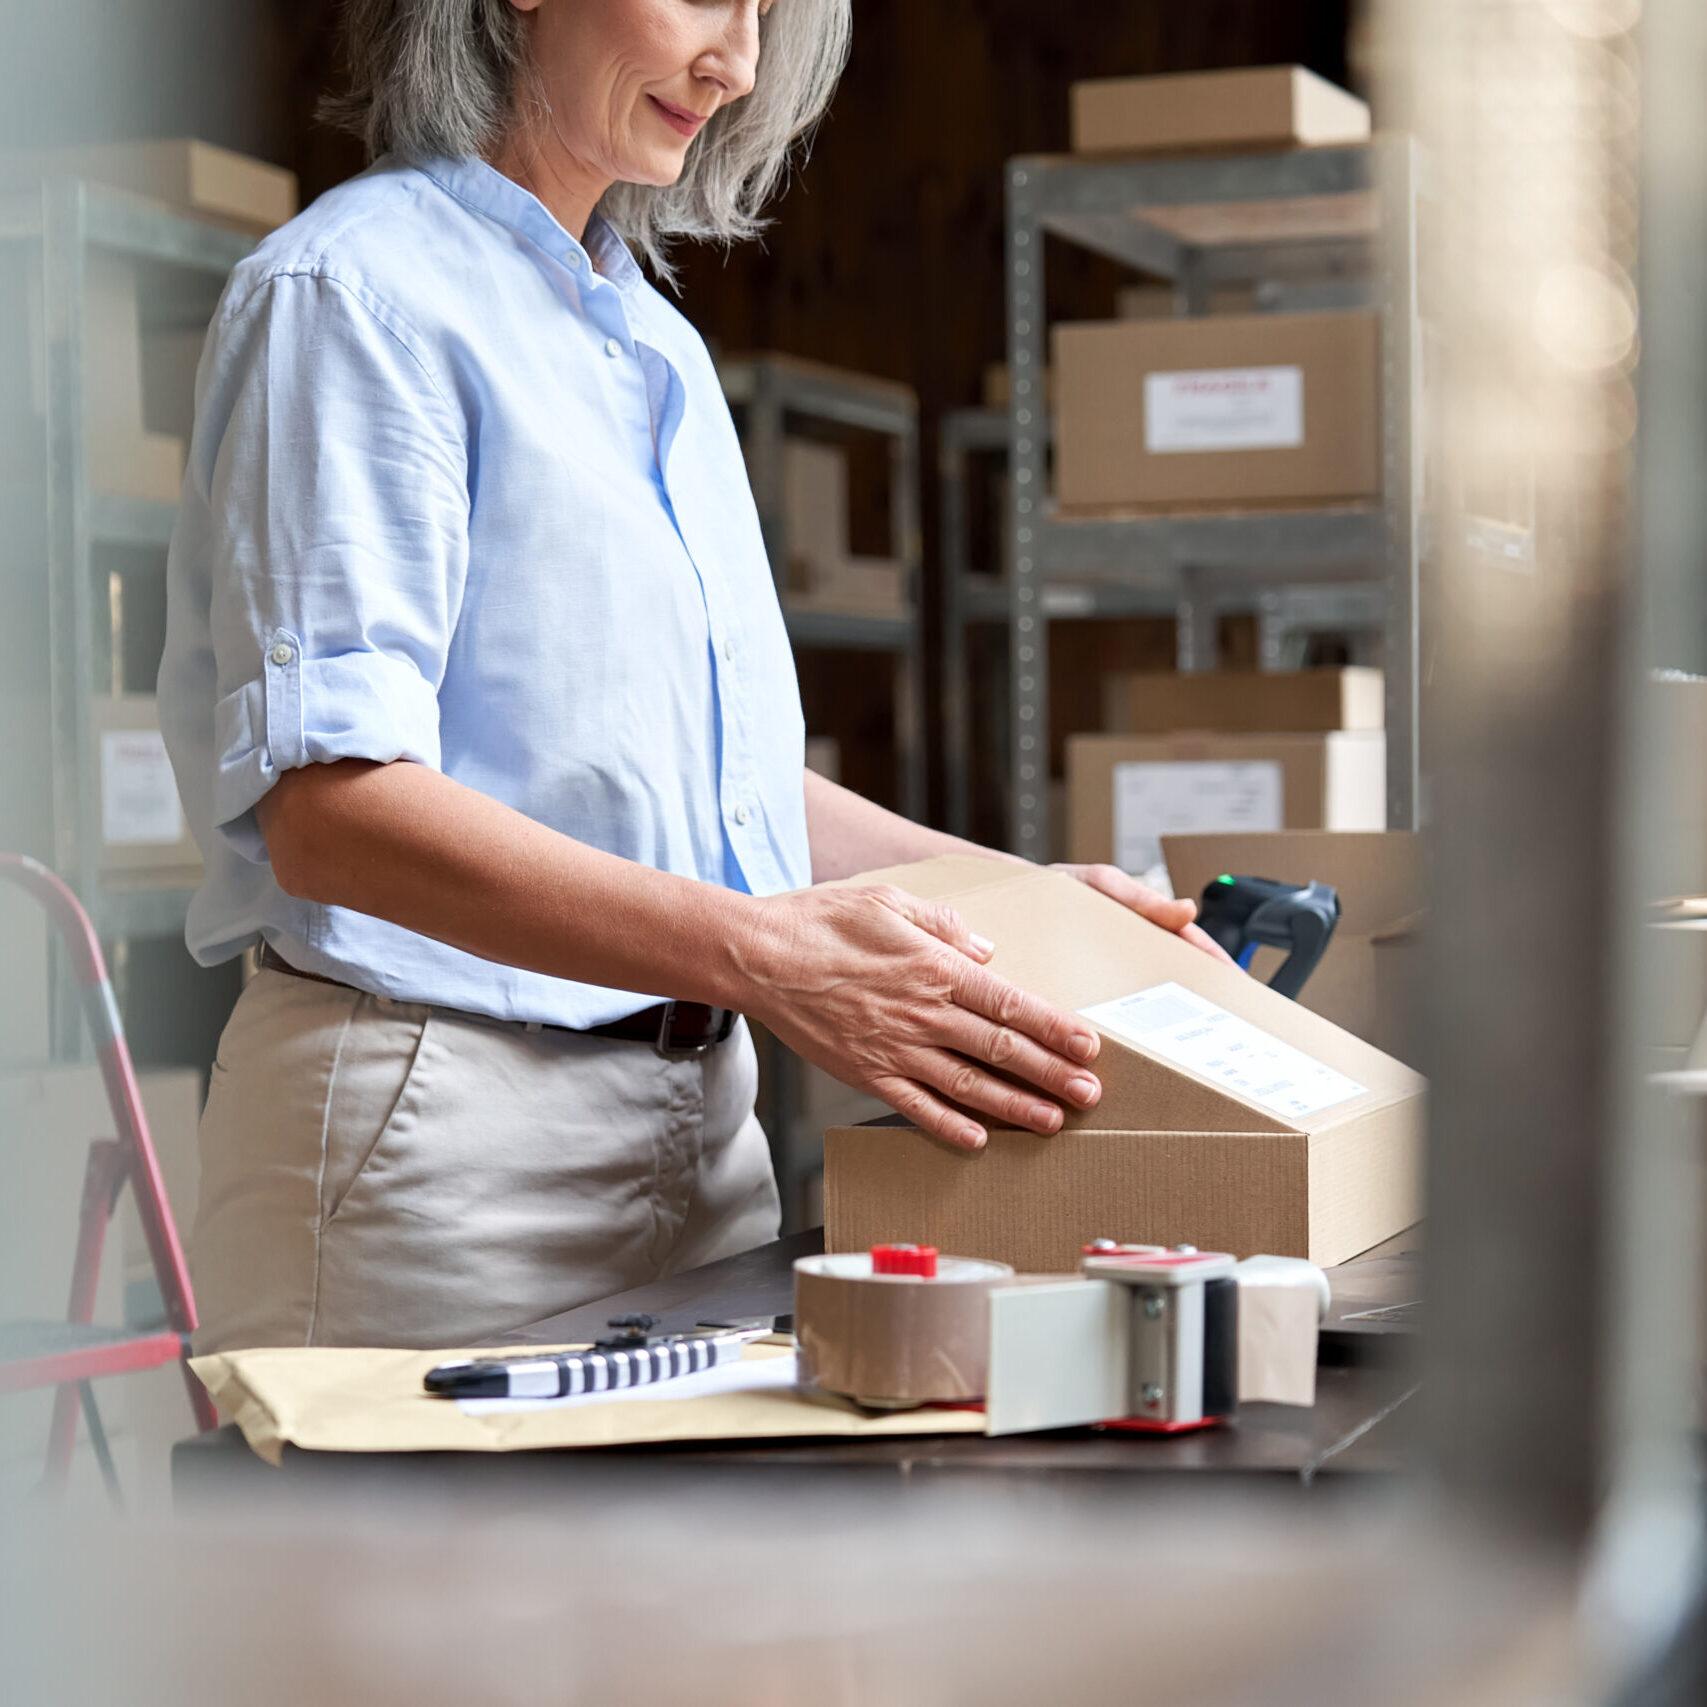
left=0, top=139, right=296, bottom=235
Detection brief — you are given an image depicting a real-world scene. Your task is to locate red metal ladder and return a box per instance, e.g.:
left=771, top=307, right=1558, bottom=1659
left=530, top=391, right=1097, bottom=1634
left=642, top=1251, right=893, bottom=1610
left=0, top=853, right=218, bottom=1499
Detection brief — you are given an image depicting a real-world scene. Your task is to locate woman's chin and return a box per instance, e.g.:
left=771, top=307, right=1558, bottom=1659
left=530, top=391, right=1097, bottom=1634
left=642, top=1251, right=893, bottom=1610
left=615, top=148, right=694, bottom=191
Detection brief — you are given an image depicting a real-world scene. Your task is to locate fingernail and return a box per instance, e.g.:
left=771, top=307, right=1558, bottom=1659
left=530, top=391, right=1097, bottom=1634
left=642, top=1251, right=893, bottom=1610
left=970, top=933, right=995, bottom=957
left=1032, top=1103, right=1062, bottom=1132
left=1068, top=1074, right=1100, bottom=1106
left=1068, top=1032, right=1096, bottom=1062
left=962, top=1123, right=987, bottom=1150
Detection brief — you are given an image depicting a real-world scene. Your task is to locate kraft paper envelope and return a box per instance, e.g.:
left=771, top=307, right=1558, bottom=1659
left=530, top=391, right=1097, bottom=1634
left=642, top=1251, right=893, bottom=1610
left=191, top=1342, right=987, bottom=1465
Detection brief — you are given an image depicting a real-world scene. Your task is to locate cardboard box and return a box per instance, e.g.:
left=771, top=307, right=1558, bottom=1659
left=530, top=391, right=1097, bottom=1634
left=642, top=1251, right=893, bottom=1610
left=1163, top=831, right=1422, bottom=1058
left=1066, top=732, right=1386, bottom=878
left=86, top=252, right=184, bottom=503
left=0, top=139, right=298, bottom=234
left=1053, top=311, right=1380, bottom=512
left=1104, top=667, right=1385, bottom=736
left=788, top=558, right=909, bottom=619
left=1070, top=66, right=1371, bottom=157
left=774, top=439, right=910, bottom=619
left=823, top=857, right=1424, bottom=1269
left=1371, top=917, right=1422, bottom=1070
left=1116, top=282, right=1258, bottom=319
left=781, top=439, right=849, bottom=594
left=93, top=696, right=202, bottom=881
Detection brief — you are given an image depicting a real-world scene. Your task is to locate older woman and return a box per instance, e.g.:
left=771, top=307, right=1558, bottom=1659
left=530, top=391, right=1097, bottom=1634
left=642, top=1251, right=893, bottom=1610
left=161, top=0, right=1221, bottom=1354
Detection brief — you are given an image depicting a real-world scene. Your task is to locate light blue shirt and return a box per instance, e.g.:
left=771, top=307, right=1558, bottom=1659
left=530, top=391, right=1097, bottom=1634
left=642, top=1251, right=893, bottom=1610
left=159, top=155, right=811, bottom=1028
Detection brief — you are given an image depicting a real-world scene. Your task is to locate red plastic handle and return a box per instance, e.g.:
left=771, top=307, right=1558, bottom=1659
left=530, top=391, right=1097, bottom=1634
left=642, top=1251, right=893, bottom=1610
left=871, top=1244, right=938, bottom=1278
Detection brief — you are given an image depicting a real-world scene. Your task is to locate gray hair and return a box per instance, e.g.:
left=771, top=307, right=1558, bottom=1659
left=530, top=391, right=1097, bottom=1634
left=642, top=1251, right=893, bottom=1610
left=323, top=0, right=851, bottom=282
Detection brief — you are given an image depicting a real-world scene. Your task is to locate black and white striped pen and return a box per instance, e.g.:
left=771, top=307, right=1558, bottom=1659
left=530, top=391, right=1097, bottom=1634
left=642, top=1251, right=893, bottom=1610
left=423, top=1317, right=761, bottom=1401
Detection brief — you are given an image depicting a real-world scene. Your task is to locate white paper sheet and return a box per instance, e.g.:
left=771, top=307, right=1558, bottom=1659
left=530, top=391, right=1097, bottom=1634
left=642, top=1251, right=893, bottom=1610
left=459, top=1350, right=800, bottom=1416
left=100, top=728, right=184, bottom=845
left=1112, top=760, right=1284, bottom=878
left=1079, top=982, right=1366, bottom=1121
left=1144, top=365, right=1305, bottom=453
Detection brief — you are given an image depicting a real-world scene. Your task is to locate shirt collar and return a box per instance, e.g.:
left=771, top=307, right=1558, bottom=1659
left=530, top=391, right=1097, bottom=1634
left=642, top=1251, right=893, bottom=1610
left=417, top=155, right=646, bottom=295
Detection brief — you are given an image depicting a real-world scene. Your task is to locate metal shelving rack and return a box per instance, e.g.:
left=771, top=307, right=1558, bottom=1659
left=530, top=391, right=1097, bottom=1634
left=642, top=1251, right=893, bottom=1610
left=719, top=353, right=926, bottom=823
left=0, top=179, right=255, bottom=1051
left=988, top=136, right=1422, bottom=859
left=939, top=407, right=1388, bottom=837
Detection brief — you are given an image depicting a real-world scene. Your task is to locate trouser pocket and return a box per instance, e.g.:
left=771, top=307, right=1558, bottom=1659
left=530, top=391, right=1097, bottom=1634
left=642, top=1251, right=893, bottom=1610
left=319, top=997, right=432, bottom=1226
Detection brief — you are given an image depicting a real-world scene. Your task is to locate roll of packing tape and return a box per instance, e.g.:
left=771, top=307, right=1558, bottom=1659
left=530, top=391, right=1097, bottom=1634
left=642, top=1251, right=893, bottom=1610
left=794, top=1251, right=1015, bottom=1408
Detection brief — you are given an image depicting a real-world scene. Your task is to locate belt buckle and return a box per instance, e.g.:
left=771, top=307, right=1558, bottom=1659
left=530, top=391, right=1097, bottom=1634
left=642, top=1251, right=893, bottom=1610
left=653, top=1000, right=737, bottom=1061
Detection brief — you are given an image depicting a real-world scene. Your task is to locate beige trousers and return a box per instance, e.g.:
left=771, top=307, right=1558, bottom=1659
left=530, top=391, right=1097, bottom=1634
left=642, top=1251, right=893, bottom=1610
left=190, top=968, right=780, bottom=1353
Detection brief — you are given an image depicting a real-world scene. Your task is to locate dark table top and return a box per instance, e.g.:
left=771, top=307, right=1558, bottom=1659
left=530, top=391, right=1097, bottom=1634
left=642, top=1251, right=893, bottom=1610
left=173, top=1228, right=1422, bottom=1501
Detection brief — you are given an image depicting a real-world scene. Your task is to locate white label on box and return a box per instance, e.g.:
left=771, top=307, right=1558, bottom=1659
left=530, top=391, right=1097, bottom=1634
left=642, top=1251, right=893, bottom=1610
left=1144, top=366, right=1305, bottom=453
left=1112, top=760, right=1283, bottom=879
left=1080, top=982, right=1367, bottom=1122
left=100, top=729, right=184, bottom=846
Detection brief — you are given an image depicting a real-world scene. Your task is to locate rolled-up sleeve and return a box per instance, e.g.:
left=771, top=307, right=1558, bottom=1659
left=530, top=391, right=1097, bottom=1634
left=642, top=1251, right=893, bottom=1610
left=194, top=270, right=469, bottom=860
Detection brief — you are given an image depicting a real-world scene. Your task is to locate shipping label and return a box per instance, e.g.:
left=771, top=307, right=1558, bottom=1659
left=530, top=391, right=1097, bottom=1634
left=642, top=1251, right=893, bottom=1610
left=1112, top=759, right=1283, bottom=882
left=1080, top=981, right=1367, bottom=1121
left=1143, top=365, right=1305, bottom=454
left=101, top=729, right=185, bottom=846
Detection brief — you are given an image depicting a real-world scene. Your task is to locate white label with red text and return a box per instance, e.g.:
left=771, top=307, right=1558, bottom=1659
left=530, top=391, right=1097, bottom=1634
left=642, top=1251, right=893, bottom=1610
left=1144, top=365, right=1304, bottom=453
left=100, top=729, right=184, bottom=846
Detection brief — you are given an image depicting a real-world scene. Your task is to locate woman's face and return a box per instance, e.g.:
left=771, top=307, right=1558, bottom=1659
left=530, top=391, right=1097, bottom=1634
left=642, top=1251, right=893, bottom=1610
left=513, top=0, right=770, bottom=189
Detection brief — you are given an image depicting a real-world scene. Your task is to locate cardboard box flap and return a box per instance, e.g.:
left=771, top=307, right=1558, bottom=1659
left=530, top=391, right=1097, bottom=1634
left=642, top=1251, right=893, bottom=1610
left=832, top=858, right=1423, bottom=1133
left=1372, top=913, right=1424, bottom=946
left=1162, top=832, right=1421, bottom=938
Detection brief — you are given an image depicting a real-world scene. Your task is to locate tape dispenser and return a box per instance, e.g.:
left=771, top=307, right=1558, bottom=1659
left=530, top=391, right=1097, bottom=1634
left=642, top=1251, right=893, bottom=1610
left=794, top=1241, right=1329, bottom=1435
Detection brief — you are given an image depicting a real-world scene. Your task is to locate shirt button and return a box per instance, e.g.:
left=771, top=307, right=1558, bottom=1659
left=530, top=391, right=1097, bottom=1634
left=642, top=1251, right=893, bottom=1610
left=723, top=639, right=735, bottom=662
left=733, top=804, right=750, bottom=826
left=604, top=337, right=622, bottom=358
left=269, top=643, right=294, bottom=667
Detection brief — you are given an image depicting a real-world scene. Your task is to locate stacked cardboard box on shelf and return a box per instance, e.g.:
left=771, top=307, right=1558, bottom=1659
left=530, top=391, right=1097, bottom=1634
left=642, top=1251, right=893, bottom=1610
left=1070, top=66, right=1372, bottom=157
left=1054, top=66, right=1379, bottom=517
left=0, top=139, right=298, bottom=235
left=1067, top=669, right=1387, bottom=886
left=776, top=439, right=909, bottom=620
left=2, top=141, right=296, bottom=504
left=93, top=696, right=201, bottom=886
left=1068, top=730, right=1386, bottom=883
left=1103, top=666, right=1385, bottom=737
left=1053, top=310, right=1381, bottom=512
left=85, top=251, right=186, bottom=504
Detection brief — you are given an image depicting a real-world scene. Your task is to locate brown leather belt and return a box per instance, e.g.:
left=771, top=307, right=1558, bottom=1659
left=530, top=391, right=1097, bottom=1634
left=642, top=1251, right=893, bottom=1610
left=256, top=944, right=737, bottom=1059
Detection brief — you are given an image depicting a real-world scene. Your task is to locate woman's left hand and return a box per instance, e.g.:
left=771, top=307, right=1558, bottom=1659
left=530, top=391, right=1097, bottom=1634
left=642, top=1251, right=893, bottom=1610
left=1050, top=863, right=1239, bottom=966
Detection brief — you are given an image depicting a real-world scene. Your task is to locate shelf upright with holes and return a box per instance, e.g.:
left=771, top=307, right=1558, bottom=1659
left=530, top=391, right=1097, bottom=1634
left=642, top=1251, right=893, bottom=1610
left=995, top=137, right=1423, bottom=860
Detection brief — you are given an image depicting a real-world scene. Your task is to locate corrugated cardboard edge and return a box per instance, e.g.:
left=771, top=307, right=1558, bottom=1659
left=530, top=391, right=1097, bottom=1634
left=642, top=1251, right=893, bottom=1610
left=189, top=1343, right=988, bottom=1463
left=1306, top=1095, right=1426, bottom=1265
left=825, top=1126, right=1315, bottom=1268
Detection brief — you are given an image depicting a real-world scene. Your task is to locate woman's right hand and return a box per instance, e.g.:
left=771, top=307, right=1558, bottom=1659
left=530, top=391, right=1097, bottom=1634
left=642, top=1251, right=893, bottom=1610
left=732, top=883, right=1103, bottom=1152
